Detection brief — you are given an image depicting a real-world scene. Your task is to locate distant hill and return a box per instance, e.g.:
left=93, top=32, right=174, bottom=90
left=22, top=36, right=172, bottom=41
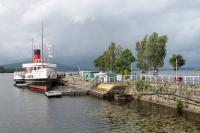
left=1, top=61, right=93, bottom=72
left=0, top=66, right=15, bottom=73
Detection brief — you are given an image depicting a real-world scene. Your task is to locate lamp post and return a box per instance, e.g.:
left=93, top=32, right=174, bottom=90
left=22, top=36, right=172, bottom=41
left=78, top=65, right=81, bottom=75
left=176, top=58, right=178, bottom=83
left=131, top=62, right=133, bottom=80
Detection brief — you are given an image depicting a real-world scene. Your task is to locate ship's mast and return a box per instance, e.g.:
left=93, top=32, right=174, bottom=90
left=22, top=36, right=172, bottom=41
left=32, top=38, right=34, bottom=63
left=42, top=22, right=44, bottom=67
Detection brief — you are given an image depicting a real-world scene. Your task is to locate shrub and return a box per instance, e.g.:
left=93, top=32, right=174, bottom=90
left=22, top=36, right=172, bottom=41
left=176, top=99, right=183, bottom=109
left=125, top=81, right=131, bottom=87
left=136, top=80, right=149, bottom=91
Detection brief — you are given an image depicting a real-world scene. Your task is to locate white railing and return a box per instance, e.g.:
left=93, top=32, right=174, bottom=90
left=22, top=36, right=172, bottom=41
left=106, top=74, right=200, bottom=85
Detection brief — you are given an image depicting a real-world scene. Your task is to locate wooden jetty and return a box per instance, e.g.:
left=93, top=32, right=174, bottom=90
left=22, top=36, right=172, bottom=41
left=62, top=90, right=89, bottom=96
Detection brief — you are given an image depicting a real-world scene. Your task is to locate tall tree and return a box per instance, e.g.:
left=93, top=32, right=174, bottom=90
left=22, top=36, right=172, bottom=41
left=108, top=42, right=116, bottom=71
left=136, top=35, right=148, bottom=72
left=93, top=55, right=106, bottom=72
left=146, top=32, right=168, bottom=71
left=103, top=51, right=111, bottom=71
left=169, top=54, right=185, bottom=70
left=107, top=42, right=121, bottom=72
left=115, top=49, right=135, bottom=74
left=93, top=42, right=122, bottom=73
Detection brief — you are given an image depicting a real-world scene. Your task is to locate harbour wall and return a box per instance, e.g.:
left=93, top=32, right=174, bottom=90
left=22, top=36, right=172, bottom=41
left=128, top=81, right=200, bottom=114
left=62, top=74, right=200, bottom=114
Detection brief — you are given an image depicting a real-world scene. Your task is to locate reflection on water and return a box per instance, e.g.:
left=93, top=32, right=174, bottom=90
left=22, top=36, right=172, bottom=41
left=89, top=100, right=200, bottom=133
left=1, top=73, right=200, bottom=133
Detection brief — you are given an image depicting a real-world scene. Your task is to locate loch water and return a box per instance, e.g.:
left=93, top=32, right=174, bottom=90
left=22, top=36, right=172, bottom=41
left=1, top=73, right=200, bottom=133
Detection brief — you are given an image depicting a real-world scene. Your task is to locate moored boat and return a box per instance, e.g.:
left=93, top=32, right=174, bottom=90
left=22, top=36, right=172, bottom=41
left=14, top=24, right=58, bottom=92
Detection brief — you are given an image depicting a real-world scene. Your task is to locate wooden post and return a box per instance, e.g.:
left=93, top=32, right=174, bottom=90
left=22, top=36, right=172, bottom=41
left=162, top=75, right=164, bottom=83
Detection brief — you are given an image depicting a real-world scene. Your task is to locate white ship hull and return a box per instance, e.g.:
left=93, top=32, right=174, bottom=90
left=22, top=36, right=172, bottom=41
left=14, top=62, right=58, bottom=92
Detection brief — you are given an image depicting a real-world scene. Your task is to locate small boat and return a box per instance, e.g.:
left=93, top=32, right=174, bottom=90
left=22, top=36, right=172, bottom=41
left=14, top=71, right=25, bottom=84
left=14, top=83, right=28, bottom=88
left=45, top=91, right=62, bottom=97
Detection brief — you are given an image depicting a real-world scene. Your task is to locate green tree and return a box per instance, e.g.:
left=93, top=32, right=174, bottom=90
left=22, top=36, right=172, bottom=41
left=136, top=35, right=148, bottom=72
left=93, top=55, right=106, bottom=72
left=135, top=32, right=168, bottom=72
left=93, top=42, right=135, bottom=74
left=115, top=49, right=135, bottom=74
left=93, top=42, right=122, bottom=73
left=169, top=54, right=185, bottom=70
left=145, top=32, right=168, bottom=71
left=103, top=51, right=111, bottom=71
left=108, top=42, right=117, bottom=72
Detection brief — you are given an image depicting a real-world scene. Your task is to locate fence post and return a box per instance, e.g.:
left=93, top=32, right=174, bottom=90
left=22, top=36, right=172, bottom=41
left=193, top=76, right=195, bottom=85
left=149, top=75, right=151, bottom=82
left=184, top=76, right=186, bottom=84
left=161, top=75, right=163, bottom=83
left=168, top=76, right=170, bottom=83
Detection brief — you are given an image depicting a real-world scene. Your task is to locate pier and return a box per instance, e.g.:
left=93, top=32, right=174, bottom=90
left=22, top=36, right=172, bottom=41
left=62, top=89, right=89, bottom=96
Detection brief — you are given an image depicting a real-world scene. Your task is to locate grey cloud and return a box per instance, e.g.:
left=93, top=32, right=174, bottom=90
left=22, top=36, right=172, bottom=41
left=0, top=0, right=200, bottom=68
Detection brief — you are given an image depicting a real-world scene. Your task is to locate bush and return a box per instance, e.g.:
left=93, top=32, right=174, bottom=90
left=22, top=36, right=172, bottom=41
left=125, top=81, right=131, bottom=87
left=136, top=80, right=149, bottom=91
left=176, top=99, right=183, bottom=109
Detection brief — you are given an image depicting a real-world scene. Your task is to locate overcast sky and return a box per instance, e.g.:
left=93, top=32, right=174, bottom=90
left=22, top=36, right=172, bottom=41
left=0, top=0, right=200, bottom=68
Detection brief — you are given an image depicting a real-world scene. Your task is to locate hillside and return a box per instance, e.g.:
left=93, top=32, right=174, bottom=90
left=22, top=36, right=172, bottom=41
left=1, top=61, right=93, bottom=72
